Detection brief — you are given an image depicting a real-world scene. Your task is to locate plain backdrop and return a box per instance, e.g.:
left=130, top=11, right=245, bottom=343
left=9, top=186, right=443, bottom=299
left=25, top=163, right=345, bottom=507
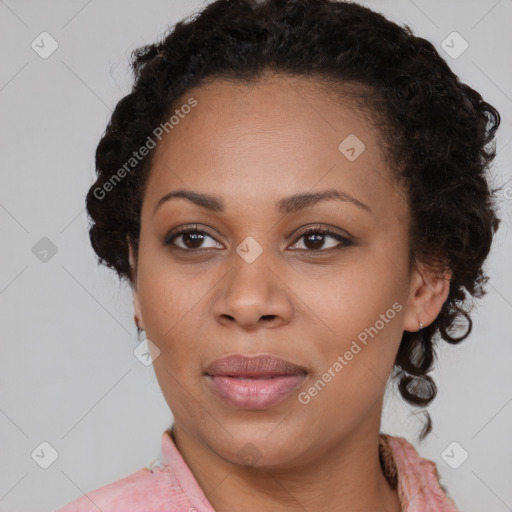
left=1, top=1, right=511, bottom=510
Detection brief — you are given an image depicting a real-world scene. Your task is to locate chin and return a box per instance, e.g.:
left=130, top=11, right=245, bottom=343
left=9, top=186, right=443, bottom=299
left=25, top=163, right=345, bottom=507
left=205, top=421, right=309, bottom=470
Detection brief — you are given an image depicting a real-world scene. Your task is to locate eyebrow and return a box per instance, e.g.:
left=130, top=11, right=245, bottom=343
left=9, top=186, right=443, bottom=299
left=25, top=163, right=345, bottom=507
left=153, top=188, right=372, bottom=216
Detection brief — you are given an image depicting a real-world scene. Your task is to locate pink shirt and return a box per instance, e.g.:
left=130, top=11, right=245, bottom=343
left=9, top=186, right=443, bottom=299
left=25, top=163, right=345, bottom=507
left=56, top=429, right=460, bottom=511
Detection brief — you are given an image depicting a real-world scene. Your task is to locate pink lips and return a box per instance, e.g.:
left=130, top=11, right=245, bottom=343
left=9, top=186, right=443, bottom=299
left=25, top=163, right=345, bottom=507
left=204, top=354, right=308, bottom=409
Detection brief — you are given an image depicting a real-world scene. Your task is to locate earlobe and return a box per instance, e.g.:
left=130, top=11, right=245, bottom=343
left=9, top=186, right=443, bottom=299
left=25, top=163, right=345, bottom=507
left=403, top=264, right=451, bottom=332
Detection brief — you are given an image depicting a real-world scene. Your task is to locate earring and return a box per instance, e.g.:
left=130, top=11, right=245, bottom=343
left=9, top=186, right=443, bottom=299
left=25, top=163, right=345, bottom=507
left=134, top=315, right=145, bottom=340
left=418, top=321, right=424, bottom=331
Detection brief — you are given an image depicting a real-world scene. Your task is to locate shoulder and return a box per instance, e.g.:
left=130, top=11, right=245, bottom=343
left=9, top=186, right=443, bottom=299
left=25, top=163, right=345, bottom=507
left=381, top=434, right=461, bottom=511
left=55, top=465, right=172, bottom=512
left=54, top=429, right=215, bottom=512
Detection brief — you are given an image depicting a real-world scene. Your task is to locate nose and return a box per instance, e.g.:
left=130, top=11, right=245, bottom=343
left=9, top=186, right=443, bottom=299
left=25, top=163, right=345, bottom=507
left=212, top=250, right=293, bottom=331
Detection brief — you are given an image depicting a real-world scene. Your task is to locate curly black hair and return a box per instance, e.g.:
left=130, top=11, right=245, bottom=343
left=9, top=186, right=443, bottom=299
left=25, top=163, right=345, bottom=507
left=86, top=0, right=501, bottom=441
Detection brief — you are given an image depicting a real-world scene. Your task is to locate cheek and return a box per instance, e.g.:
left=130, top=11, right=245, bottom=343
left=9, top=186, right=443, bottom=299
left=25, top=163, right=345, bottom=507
left=295, top=297, right=405, bottom=427
left=136, top=257, right=200, bottom=361
left=137, top=244, right=201, bottom=326
left=290, top=243, right=408, bottom=388
left=293, top=248, right=407, bottom=334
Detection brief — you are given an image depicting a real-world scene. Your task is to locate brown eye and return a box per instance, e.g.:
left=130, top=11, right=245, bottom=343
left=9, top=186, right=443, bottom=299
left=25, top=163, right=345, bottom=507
left=289, top=227, right=353, bottom=252
left=163, top=224, right=353, bottom=254
left=164, top=226, right=223, bottom=251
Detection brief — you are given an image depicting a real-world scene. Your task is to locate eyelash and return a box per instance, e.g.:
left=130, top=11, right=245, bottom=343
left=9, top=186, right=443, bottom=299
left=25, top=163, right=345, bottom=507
left=163, top=224, right=353, bottom=254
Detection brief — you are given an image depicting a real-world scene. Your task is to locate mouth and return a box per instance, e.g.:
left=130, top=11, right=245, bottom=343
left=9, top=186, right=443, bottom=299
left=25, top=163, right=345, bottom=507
left=204, top=354, right=308, bottom=409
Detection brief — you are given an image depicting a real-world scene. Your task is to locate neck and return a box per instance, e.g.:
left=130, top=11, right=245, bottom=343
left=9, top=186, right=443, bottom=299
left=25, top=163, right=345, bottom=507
left=171, top=412, right=401, bottom=512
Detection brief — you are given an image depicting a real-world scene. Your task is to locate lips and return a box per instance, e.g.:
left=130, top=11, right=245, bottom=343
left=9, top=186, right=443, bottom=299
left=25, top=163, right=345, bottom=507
left=204, top=354, right=308, bottom=409
left=205, top=354, right=308, bottom=377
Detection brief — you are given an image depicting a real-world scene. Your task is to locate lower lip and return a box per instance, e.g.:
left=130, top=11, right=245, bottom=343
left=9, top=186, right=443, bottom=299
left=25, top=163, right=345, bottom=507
left=205, top=374, right=307, bottom=409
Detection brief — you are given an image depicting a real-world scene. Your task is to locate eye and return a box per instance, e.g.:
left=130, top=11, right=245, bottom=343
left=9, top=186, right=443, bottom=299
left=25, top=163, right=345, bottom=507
left=288, top=225, right=353, bottom=252
left=164, top=225, right=223, bottom=251
left=163, top=224, right=353, bottom=253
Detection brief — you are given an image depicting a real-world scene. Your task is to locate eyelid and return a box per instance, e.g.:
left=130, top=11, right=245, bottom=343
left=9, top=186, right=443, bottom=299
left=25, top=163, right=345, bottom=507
left=292, top=223, right=353, bottom=241
left=164, top=223, right=354, bottom=252
left=163, top=224, right=220, bottom=246
left=288, top=225, right=353, bottom=252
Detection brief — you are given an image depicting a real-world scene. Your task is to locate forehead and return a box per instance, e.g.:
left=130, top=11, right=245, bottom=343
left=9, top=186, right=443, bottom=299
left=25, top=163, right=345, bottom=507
left=143, top=73, right=407, bottom=223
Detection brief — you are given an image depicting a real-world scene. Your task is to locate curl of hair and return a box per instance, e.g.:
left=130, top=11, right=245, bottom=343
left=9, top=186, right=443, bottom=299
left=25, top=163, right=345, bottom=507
left=86, top=0, right=501, bottom=441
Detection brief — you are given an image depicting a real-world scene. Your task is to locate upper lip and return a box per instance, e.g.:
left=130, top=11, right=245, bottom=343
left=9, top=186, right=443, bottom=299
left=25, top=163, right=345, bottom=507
left=205, top=354, right=308, bottom=377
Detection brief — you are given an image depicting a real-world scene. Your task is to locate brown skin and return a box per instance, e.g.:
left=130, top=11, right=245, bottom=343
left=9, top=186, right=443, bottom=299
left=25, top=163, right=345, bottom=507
left=128, top=72, right=450, bottom=512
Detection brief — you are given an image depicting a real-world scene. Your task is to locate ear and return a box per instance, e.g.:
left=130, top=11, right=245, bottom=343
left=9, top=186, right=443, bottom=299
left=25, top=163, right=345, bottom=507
left=127, top=235, right=145, bottom=331
left=402, top=262, right=451, bottom=332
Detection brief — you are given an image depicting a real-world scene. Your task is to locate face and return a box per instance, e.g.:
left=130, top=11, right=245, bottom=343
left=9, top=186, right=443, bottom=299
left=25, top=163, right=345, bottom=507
left=129, top=72, right=435, bottom=469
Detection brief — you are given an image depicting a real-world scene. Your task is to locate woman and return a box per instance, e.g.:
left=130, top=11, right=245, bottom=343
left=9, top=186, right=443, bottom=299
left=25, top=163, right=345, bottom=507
left=56, top=0, right=500, bottom=510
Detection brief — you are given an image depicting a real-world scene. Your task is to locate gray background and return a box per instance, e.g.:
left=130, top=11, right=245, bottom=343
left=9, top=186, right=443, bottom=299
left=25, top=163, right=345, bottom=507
left=0, top=0, right=511, bottom=510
